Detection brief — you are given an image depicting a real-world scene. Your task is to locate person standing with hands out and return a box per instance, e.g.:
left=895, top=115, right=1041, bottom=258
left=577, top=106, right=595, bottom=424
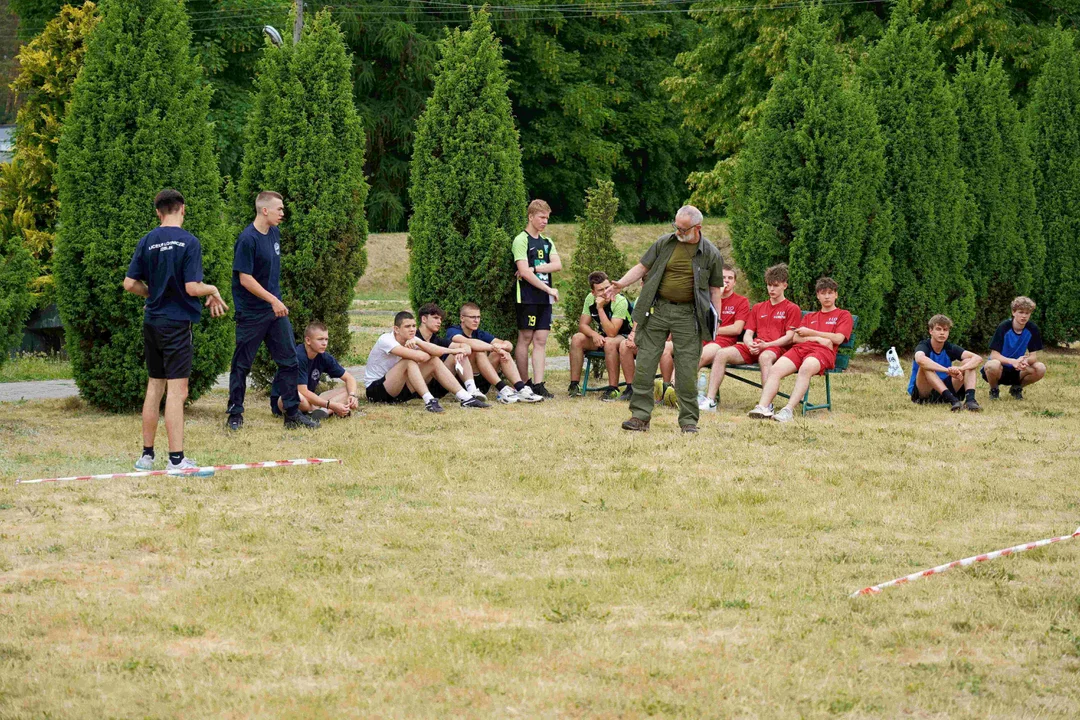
left=513, top=199, right=562, bottom=399
left=604, top=205, right=725, bottom=433
left=124, top=189, right=228, bottom=475
left=225, top=191, right=318, bottom=431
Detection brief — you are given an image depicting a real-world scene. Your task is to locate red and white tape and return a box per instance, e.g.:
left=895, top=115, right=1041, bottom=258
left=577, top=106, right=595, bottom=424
left=14, top=458, right=342, bottom=486
left=852, top=526, right=1080, bottom=597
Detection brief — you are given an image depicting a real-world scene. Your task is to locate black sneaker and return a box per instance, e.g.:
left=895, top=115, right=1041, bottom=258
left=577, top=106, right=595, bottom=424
left=310, top=407, right=331, bottom=421
left=681, top=424, right=699, bottom=434
left=617, top=386, right=633, bottom=402
left=1009, top=385, right=1024, bottom=400
left=598, top=385, right=620, bottom=401
left=425, top=398, right=445, bottom=414
left=226, top=414, right=243, bottom=431
left=567, top=381, right=580, bottom=397
left=988, top=387, right=1000, bottom=400
left=965, top=398, right=982, bottom=412
left=531, top=381, right=555, bottom=399
left=460, top=397, right=491, bottom=409
left=269, top=395, right=282, bottom=417
left=284, top=412, right=319, bottom=429
left=950, top=398, right=964, bottom=412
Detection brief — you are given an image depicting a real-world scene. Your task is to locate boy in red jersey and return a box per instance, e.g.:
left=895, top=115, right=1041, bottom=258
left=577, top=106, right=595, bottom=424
left=749, top=277, right=852, bottom=422
left=735, top=263, right=800, bottom=402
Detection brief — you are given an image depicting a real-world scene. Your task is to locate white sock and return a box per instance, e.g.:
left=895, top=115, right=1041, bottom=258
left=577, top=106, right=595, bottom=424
left=465, top=379, right=478, bottom=393
left=455, top=389, right=471, bottom=402
left=422, top=392, right=434, bottom=403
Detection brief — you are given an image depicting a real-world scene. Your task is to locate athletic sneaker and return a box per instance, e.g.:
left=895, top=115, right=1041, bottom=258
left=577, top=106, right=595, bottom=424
left=598, top=386, right=620, bottom=401
left=773, top=406, right=794, bottom=423
left=965, top=398, right=982, bottom=412
left=617, top=386, right=632, bottom=402
left=949, top=397, right=964, bottom=412
left=269, top=395, right=282, bottom=417
left=285, top=412, right=320, bottom=429
left=460, top=397, right=491, bottom=409
left=425, top=398, right=445, bottom=414
left=748, top=404, right=774, bottom=419
left=166, top=457, right=215, bottom=477
left=567, top=381, right=580, bottom=397
left=530, top=381, right=555, bottom=399
left=226, top=414, right=243, bottom=432
left=310, top=408, right=331, bottom=421
left=134, top=453, right=155, bottom=471
left=516, top=386, right=544, bottom=403
left=496, top=386, right=519, bottom=404
left=653, top=379, right=664, bottom=405
left=699, top=396, right=717, bottom=412
left=989, top=387, right=1000, bottom=400
left=1010, top=385, right=1024, bottom=400
left=470, top=387, right=487, bottom=400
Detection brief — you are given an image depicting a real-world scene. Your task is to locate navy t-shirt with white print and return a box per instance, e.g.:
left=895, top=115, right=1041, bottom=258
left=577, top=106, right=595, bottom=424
left=273, top=343, right=346, bottom=396
left=232, top=223, right=282, bottom=319
left=125, top=226, right=204, bottom=324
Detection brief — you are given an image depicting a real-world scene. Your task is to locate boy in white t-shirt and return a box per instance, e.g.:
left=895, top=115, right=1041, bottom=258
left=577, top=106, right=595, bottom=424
left=364, top=311, right=490, bottom=413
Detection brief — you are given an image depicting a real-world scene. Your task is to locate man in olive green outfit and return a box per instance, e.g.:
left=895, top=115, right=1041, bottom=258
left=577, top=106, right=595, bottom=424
left=604, top=205, right=725, bottom=433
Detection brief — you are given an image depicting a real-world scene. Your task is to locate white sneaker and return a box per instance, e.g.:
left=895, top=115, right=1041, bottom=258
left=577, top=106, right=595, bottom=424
left=134, top=453, right=155, bottom=471
left=767, top=403, right=774, bottom=414
left=470, top=387, right=486, bottom=400
left=496, top=386, right=519, bottom=404
left=772, top=406, right=794, bottom=423
left=748, top=404, right=774, bottom=419
left=166, top=457, right=215, bottom=477
left=698, top=397, right=717, bottom=412
left=515, top=385, right=544, bottom=403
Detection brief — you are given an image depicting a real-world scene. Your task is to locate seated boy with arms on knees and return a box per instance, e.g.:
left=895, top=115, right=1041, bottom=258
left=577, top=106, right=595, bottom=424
left=445, top=302, right=543, bottom=404
left=982, top=296, right=1046, bottom=400
left=413, top=302, right=478, bottom=399
left=365, top=311, right=490, bottom=413
left=909, top=314, right=983, bottom=412
left=749, top=277, right=852, bottom=422
left=568, top=271, right=634, bottom=400
left=736, top=263, right=800, bottom=399
left=271, top=321, right=361, bottom=420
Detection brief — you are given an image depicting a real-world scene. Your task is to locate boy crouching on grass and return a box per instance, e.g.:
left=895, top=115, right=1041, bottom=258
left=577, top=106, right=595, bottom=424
left=908, top=314, right=982, bottom=412
left=749, top=277, right=852, bottom=423
left=271, top=322, right=361, bottom=420
left=982, top=296, right=1046, bottom=400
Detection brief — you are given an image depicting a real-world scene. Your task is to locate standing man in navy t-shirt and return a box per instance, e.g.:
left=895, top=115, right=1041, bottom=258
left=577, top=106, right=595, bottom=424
left=982, top=296, right=1046, bottom=400
left=225, top=191, right=318, bottom=430
left=123, top=189, right=228, bottom=476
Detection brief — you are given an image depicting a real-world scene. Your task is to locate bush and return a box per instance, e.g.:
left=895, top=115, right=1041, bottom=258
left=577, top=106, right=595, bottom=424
left=54, top=0, right=232, bottom=412
left=408, top=9, right=526, bottom=341
left=953, top=51, right=1044, bottom=347
left=1027, top=28, right=1080, bottom=345
left=861, top=0, right=976, bottom=349
left=232, top=10, right=369, bottom=389
left=728, top=5, right=894, bottom=339
left=0, top=234, right=36, bottom=367
left=554, top=180, right=627, bottom=352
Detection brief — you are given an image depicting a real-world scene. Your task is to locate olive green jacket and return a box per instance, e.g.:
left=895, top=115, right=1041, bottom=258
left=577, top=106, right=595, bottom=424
left=632, top=233, right=725, bottom=342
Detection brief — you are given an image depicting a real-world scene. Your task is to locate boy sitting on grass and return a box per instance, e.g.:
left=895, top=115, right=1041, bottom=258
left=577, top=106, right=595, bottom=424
left=982, top=296, right=1046, bottom=400
left=908, top=314, right=983, bottom=412
left=271, top=322, right=360, bottom=420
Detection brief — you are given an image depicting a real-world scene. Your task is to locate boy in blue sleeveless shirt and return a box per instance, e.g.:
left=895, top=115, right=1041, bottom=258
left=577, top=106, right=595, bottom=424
left=909, top=314, right=983, bottom=411
left=982, top=296, right=1046, bottom=400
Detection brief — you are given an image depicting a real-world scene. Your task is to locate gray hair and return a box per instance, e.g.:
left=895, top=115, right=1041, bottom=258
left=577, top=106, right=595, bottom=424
left=675, top=205, right=703, bottom=227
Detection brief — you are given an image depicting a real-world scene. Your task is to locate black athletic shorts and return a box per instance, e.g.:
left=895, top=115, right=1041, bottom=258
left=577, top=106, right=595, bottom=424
left=365, top=377, right=417, bottom=404
left=143, top=320, right=193, bottom=380
left=516, top=302, right=553, bottom=331
left=981, top=365, right=1022, bottom=386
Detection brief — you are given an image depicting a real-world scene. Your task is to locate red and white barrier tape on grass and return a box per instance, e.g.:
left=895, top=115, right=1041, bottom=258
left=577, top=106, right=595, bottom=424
left=14, top=458, right=342, bottom=486
left=851, top=526, right=1080, bottom=597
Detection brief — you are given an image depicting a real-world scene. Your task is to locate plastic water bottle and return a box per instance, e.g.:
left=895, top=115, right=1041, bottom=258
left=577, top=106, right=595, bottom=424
left=697, top=370, right=708, bottom=400
left=885, top=347, right=903, bottom=377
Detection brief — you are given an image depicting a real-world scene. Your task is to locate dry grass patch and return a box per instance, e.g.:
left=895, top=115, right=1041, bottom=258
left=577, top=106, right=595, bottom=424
left=1, top=351, right=1079, bottom=717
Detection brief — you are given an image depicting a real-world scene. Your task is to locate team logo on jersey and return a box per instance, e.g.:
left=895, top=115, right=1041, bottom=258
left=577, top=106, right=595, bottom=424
left=311, top=369, right=321, bottom=383
left=274, top=242, right=280, bottom=256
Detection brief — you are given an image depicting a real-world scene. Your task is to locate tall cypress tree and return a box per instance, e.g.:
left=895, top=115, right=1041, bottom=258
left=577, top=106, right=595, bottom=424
left=233, top=9, right=368, bottom=388
left=408, top=9, right=526, bottom=341
left=862, top=0, right=976, bottom=349
left=1027, top=28, right=1080, bottom=345
left=728, top=5, right=893, bottom=339
left=953, top=51, right=1044, bottom=346
left=0, top=234, right=35, bottom=367
left=54, top=0, right=232, bottom=411
left=554, top=179, right=627, bottom=352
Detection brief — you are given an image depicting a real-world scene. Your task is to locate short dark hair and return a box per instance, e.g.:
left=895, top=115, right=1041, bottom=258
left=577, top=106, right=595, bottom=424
left=764, top=263, right=788, bottom=285
left=460, top=301, right=480, bottom=316
left=587, top=271, right=608, bottom=287
left=815, top=277, right=838, bottom=292
left=418, top=302, right=444, bottom=319
left=154, top=189, right=185, bottom=215
left=722, top=262, right=736, bottom=273
left=394, top=311, right=415, bottom=327
left=304, top=321, right=328, bottom=337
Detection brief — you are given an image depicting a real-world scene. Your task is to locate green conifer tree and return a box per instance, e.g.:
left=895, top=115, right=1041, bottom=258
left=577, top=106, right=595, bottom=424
left=953, top=51, right=1044, bottom=346
left=408, top=9, right=526, bottom=341
left=862, top=0, right=976, bottom=349
left=0, top=234, right=36, bottom=367
left=54, top=0, right=232, bottom=411
left=728, top=5, right=893, bottom=339
left=554, top=180, right=627, bottom=351
left=233, top=9, right=369, bottom=388
left=1027, top=28, right=1080, bottom=345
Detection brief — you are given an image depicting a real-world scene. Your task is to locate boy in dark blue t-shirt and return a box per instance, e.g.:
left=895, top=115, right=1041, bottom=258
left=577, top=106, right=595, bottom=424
left=445, top=302, right=543, bottom=404
left=123, top=189, right=228, bottom=475
left=270, top=321, right=360, bottom=419
left=908, top=314, right=983, bottom=411
left=224, top=190, right=317, bottom=431
left=982, top=296, right=1046, bottom=400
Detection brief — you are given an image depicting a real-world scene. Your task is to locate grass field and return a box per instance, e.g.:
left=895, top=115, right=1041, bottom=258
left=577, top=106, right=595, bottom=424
left=0, top=351, right=72, bottom=383
left=2, top=346, right=1080, bottom=717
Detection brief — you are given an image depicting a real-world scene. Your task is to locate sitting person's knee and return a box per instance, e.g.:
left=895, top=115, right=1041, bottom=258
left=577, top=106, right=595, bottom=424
left=571, top=333, right=585, bottom=348
left=984, top=358, right=1001, bottom=372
